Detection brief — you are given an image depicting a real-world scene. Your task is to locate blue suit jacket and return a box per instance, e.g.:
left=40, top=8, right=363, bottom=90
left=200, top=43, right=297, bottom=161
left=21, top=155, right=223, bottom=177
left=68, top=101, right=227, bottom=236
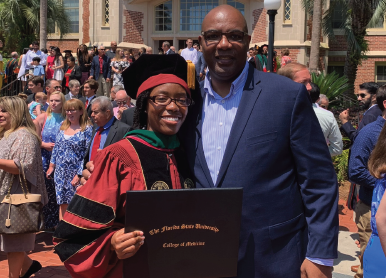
left=179, top=64, right=339, bottom=277
left=90, top=55, right=111, bottom=80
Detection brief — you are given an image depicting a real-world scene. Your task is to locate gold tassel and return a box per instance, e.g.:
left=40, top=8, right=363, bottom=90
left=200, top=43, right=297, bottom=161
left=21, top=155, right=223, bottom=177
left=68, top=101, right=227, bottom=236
left=186, top=60, right=196, bottom=90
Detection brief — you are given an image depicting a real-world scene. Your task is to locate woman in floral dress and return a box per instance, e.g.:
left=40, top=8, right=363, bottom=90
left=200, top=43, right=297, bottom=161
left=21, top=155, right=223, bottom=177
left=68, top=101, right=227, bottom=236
left=110, top=48, right=129, bottom=88
left=46, top=99, right=92, bottom=220
left=34, top=91, right=65, bottom=229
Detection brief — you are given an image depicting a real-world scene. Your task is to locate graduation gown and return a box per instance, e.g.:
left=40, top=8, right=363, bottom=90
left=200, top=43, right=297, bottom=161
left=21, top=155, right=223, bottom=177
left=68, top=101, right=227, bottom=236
left=53, top=136, right=194, bottom=278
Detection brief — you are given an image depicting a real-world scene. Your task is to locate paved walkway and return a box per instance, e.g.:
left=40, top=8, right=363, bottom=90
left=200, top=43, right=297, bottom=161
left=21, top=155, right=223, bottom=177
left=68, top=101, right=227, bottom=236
left=0, top=199, right=359, bottom=277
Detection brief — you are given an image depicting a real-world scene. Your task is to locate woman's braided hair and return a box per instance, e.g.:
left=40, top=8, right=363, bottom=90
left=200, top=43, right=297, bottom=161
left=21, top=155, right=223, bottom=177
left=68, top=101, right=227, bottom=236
left=132, top=90, right=151, bottom=130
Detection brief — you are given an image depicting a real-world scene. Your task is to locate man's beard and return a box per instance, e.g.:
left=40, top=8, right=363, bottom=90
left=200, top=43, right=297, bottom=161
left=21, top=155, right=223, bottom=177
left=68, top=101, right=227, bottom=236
left=360, top=98, right=372, bottom=110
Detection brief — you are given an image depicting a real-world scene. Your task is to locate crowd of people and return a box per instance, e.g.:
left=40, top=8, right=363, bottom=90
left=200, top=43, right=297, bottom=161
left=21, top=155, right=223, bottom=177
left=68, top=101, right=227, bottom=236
left=0, top=4, right=386, bottom=278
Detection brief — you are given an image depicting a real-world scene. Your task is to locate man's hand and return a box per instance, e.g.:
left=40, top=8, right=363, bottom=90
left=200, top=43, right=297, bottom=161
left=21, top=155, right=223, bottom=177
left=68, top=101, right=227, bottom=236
left=88, top=75, right=93, bottom=80
left=300, top=259, right=332, bottom=278
left=111, top=229, right=145, bottom=260
left=339, top=109, right=350, bottom=125
left=117, top=107, right=127, bottom=120
left=106, top=78, right=111, bottom=83
left=80, top=161, right=95, bottom=185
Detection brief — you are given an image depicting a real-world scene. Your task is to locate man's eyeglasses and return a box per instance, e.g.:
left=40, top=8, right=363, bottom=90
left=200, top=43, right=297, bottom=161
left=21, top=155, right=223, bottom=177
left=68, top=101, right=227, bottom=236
left=99, top=49, right=106, bottom=51
left=201, top=30, right=249, bottom=43
left=149, top=96, right=193, bottom=107
left=54, top=85, right=62, bottom=90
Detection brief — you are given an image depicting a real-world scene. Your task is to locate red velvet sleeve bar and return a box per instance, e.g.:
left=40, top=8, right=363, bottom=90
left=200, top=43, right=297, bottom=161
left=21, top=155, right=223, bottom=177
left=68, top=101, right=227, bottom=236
left=53, top=140, right=147, bottom=278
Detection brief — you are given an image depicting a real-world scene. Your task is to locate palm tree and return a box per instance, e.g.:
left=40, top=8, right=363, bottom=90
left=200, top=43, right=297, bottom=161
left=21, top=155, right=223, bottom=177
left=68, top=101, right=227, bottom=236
left=40, top=0, right=47, bottom=49
left=0, top=0, right=69, bottom=52
left=302, top=0, right=386, bottom=95
left=309, top=0, right=323, bottom=73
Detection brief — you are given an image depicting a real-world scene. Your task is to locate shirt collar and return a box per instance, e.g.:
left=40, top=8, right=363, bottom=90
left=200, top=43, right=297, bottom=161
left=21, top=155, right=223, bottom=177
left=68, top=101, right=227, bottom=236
left=103, top=116, right=115, bottom=129
left=87, top=95, right=95, bottom=101
left=204, top=62, right=249, bottom=100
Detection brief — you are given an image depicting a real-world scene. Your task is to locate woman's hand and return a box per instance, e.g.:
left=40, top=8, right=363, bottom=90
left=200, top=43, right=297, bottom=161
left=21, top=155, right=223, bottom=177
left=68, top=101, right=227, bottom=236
left=52, top=66, right=56, bottom=70
left=71, top=175, right=80, bottom=187
left=111, top=229, right=145, bottom=260
left=46, top=165, right=55, bottom=179
left=42, top=142, right=55, bottom=152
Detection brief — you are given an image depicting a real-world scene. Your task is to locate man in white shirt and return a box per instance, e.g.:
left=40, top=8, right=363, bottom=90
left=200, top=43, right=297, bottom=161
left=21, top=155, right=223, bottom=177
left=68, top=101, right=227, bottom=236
left=180, top=38, right=198, bottom=64
left=25, top=41, right=46, bottom=73
left=310, top=83, right=343, bottom=156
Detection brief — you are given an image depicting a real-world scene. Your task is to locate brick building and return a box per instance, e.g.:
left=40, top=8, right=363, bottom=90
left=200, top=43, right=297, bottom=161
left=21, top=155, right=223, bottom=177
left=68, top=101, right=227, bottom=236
left=49, top=0, right=385, bottom=91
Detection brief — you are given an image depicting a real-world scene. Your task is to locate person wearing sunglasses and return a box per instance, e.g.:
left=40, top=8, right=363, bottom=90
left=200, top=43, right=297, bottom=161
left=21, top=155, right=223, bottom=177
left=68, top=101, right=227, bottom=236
left=53, top=54, right=196, bottom=277
left=340, top=82, right=382, bottom=143
left=113, top=90, right=134, bottom=120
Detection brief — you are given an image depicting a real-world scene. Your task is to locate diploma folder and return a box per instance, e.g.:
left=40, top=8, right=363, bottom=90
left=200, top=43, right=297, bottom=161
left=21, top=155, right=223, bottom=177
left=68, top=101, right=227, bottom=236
left=124, top=188, right=243, bottom=278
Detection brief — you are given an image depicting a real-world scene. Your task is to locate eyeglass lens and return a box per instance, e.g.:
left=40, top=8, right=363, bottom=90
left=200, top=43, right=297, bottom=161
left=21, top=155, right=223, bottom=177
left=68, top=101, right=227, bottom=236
left=203, top=31, right=246, bottom=43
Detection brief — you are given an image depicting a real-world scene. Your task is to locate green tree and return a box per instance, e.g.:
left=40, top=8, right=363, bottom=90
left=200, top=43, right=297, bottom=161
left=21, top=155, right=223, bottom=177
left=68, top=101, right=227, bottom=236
left=0, top=0, right=69, bottom=53
left=302, top=0, right=386, bottom=95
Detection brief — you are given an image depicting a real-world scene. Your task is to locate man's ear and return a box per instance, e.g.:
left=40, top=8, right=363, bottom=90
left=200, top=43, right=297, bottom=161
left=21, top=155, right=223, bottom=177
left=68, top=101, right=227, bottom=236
left=383, top=99, right=386, bottom=110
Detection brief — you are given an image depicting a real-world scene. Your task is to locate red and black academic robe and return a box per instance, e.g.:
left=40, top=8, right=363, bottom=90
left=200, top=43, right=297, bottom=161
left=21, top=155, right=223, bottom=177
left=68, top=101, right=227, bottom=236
left=53, top=136, right=194, bottom=278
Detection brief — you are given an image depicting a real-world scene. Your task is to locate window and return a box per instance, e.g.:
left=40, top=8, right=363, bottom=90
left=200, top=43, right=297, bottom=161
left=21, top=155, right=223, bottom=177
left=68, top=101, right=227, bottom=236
left=63, top=0, right=79, bottom=33
left=327, top=64, right=344, bottom=77
left=103, top=0, right=110, bottom=26
left=227, top=0, right=244, bottom=16
left=180, top=0, right=219, bottom=31
left=376, top=65, right=386, bottom=85
left=155, top=1, right=172, bottom=31
left=284, top=0, right=291, bottom=23
left=331, top=0, right=344, bottom=29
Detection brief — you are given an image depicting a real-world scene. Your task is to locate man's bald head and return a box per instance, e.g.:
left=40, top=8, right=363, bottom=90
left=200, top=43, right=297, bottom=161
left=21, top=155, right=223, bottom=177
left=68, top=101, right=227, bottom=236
left=202, top=5, right=248, bottom=33
left=115, top=90, right=131, bottom=107
left=116, top=90, right=128, bottom=99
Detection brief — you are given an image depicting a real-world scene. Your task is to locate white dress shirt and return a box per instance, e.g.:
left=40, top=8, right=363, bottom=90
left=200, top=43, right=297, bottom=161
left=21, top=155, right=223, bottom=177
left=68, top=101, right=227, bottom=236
left=312, top=103, right=343, bottom=156
left=181, top=47, right=198, bottom=64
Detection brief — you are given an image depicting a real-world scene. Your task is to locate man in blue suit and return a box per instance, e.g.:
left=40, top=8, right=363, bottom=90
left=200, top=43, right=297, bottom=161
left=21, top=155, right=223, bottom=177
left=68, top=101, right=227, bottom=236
left=89, top=45, right=111, bottom=97
left=180, top=5, right=339, bottom=277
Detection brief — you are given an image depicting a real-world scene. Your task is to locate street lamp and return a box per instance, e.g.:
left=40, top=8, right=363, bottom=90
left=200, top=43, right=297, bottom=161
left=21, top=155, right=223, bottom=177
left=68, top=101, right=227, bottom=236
left=264, top=0, right=281, bottom=72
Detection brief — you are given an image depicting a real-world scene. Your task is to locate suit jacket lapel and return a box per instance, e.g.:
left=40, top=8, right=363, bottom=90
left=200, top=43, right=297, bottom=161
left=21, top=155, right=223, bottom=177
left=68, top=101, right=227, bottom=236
left=104, top=118, right=118, bottom=147
left=215, top=66, right=262, bottom=187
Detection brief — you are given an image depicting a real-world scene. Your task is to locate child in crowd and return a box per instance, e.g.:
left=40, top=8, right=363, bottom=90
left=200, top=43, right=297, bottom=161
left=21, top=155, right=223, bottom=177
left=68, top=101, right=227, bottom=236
left=28, top=92, right=47, bottom=119
left=30, top=57, right=45, bottom=78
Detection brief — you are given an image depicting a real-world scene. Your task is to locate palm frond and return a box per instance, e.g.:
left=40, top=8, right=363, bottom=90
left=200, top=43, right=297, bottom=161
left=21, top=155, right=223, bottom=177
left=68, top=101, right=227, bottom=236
left=368, top=0, right=386, bottom=28
left=311, top=71, right=353, bottom=100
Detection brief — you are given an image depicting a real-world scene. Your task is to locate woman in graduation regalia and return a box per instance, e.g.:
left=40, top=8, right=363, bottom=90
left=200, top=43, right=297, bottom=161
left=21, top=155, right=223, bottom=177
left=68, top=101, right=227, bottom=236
left=53, top=54, right=196, bottom=278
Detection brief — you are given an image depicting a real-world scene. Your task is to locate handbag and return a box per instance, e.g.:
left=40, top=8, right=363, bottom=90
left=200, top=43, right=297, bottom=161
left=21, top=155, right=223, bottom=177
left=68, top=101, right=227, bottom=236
left=0, top=162, right=43, bottom=234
